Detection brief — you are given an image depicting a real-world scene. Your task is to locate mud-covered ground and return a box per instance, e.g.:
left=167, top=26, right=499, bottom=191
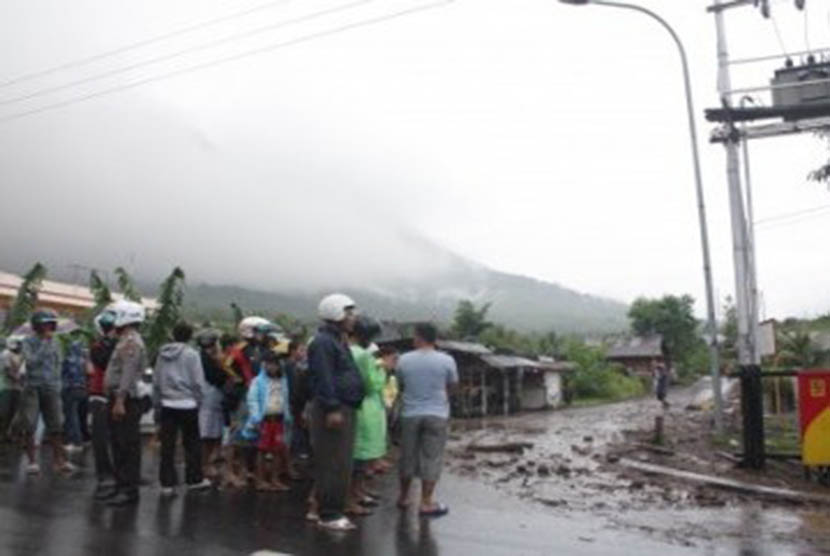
left=445, top=380, right=830, bottom=553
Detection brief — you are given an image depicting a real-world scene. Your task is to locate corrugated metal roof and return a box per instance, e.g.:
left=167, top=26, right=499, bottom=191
left=606, top=335, right=663, bottom=359
left=480, top=354, right=538, bottom=368
left=478, top=354, right=576, bottom=372
left=0, top=271, right=159, bottom=311
left=436, top=340, right=492, bottom=355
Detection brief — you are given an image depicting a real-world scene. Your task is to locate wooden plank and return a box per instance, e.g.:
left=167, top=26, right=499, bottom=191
left=619, top=459, right=830, bottom=504
left=632, top=442, right=675, bottom=456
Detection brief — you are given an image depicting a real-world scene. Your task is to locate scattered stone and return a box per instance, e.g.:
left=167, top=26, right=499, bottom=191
left=516, top=465, right=529, bottom=475
left=485, top=459, right=510, bottom=469
left=629, top=480, right=646, bottom=490
left=571, top=445, right=591, bottom=456
left=538, top=498, right=568, bottom=508
left=578, top=537, right=595, bottom=543
left=537, top=465, right=551, bottom=477
left=606, top=453, right=621, bottom=464
left=467, top=442, right=534, bottom=455
left=583, top=435, right=594, bottom=443
left=555, top=464, right=572, bottom=478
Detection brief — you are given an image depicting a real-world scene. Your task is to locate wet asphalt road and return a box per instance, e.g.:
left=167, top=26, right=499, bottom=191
left=0, top=444, right=821, bottom=556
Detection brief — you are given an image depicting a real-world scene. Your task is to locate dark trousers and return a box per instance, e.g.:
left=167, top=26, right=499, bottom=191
left=109, top=397, right=142, bottom=497
left=62, top=387, right=87, bottom=445
left=0, top=390, right=20, bottom=441
left=90, top=398, right=114, bottom=483
left=79, top=397, right=90, bottom=442
left=290, top=422, right=312, bottom=458
left=159, top=407, right=203, bottom=487
left=310, top=403, right=356, bottom=521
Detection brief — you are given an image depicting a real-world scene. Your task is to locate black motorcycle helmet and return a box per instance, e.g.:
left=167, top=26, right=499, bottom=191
left=196, top=330, right=220, bottom=349
left=30, top=309, right=58, bottom=333
left=353, top=316, right=381, bottom=348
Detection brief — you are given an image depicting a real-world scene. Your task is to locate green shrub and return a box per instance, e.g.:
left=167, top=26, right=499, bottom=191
left=564, top=341, right=647, bottom=402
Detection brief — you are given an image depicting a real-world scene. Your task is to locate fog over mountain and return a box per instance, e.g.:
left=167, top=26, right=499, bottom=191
left=1, top=231, right=628, bottom=333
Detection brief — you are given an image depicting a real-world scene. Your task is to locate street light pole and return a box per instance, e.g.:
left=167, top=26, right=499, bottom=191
left=560, top=0, right=724, bottom=432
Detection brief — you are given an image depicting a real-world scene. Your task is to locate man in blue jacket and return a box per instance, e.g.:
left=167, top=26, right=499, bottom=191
left=307, top=293, right=364, bottom=532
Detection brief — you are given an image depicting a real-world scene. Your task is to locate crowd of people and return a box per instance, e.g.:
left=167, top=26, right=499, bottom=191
left=0, top=293, right=459, bottom=532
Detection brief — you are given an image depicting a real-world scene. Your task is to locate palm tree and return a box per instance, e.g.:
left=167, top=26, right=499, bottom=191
left=3, top=263, right=47, bottom=334
left=144, top=267, right=186, bottom=361
left=114, top=267, right=142, bottom=302
left=776, top=330, right=820, bottom=368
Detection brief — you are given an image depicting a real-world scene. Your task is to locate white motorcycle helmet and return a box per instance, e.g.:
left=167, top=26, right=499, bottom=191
left=5, top=335, right=24, bottom=352
left=237, top=316, right=272, bottom=340
left=109, top=299, right=146, bottom=328
left=318, top=293, right=357, bottom=322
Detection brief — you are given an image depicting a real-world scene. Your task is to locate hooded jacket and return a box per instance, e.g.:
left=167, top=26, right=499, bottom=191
left=242, top=365, right=292, bottom=442
left=153, top=343, right=205, bottom=411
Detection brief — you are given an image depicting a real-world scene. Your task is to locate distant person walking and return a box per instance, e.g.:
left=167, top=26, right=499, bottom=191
left=104, top=300, right=148, bottom=507
left=307, top=294, right=364, bottom=532
left=154, top=322, right=210, bottom=496
left=653, top=359, right=670, bottom=409
left=395, top=323, right=458, bottom=518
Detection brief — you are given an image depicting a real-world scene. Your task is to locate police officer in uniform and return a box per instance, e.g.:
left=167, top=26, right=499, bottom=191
left=103, top=300, right=148, bottom=507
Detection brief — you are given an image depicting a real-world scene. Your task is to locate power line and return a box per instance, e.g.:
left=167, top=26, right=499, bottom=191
left=0, top=0, right=455, bottom=125
left=0, top=0, right=372, bottom=108
left=755, top=204, right=830, bottom=227
left=0, top=0, right=293, bottom=90
left=770, top=13, right=789, bottom=57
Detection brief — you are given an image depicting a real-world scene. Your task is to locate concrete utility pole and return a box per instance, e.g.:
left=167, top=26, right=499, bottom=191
left=711, top=0, right=764, bottom=469
left=559, top=0, right=724, bottom=433
left=740, top=96, right=762, bottom=364
left=714, top=4, right=753, bottom=367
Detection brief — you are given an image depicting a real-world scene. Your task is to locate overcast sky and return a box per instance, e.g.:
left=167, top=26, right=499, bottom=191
left=1, top=0, right=829, bottom=319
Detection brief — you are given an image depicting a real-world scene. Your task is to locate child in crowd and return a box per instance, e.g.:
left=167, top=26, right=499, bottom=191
left=245, top=350, right=290, bottom=492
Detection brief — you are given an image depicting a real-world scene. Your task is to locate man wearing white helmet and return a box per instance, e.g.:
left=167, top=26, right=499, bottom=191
left=102, top=300, right=148, bottom=507
left=307, top=293, right=365, bottom=532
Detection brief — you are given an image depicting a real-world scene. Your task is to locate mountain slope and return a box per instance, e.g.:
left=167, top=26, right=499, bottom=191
left=183, top=263, right=627, bottom=333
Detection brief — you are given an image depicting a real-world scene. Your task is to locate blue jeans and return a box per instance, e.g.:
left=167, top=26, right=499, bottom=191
left=62, top=387, right=87, bottom=445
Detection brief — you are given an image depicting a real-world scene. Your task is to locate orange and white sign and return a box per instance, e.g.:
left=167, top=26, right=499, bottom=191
left=799, top=370, right=830, bottom=466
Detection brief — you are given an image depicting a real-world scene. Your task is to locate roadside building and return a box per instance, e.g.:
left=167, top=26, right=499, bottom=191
left=0, top=270, right=158, bottom=321
left=376, top=327, right=574, bottom=417
left=606, top=335, right=665, bottom=377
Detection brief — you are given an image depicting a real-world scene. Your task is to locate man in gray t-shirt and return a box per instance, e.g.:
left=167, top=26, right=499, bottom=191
left=395, top=323, right=458, bottom=517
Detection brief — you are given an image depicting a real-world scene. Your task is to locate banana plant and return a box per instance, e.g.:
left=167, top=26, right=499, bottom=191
left=3, top=262, right=47, bottom=334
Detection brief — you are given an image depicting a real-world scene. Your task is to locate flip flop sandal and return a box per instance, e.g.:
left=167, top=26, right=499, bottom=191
left=318, top=517, right=357, bottom=531
left=419, top=503, right=450, bottom=518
